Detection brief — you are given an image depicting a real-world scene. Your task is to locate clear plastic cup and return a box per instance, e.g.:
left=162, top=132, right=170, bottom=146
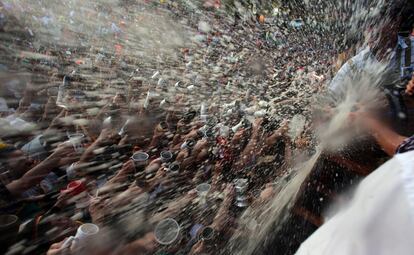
left=160, top=151, right=173, bottom=163
left=154, top=218, right=180, bottom=245
left=168, top=163, right=180, bottom=174
left=234, top=178, right=248, bottom=193
left=131, top=152, right=149, bottom=169
left=196, top=183, right=211, bottom=196
left=196, top=183, right=211, bottom=205
left=199, top=226, right=214, bottom=241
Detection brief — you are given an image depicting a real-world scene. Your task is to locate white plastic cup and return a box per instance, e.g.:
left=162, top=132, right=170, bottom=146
left=65, top=223, right=100, bottom=250
left=68, top=134, right=85, bottom=153
left=75, top=223, right=99, bottom=243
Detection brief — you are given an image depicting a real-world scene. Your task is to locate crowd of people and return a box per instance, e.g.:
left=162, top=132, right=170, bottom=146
left=0, top=0, right=413, bottom=255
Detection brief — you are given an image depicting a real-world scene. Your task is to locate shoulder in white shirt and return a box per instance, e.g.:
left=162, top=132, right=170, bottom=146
left=329, top=48, right=373, bottom=94
left=295, top=151, right=414, bottom=255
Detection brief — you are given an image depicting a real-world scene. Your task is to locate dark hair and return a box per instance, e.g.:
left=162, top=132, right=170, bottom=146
left=400, top=2, right=414, bottom=31
left=384, top=0, right=414, bottom=30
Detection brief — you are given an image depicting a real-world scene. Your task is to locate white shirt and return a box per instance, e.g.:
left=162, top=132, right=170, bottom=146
left=295, top=151, right=414, bottom=255
left=329, top=48, right=374, bottom=93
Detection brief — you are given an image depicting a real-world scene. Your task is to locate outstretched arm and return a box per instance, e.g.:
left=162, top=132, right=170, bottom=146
left=351, top=112, right=407, bottom=156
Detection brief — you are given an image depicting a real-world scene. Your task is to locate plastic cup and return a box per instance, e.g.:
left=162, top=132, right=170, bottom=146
left=66, top=180, right=87, bottom=196
left=199, top=226, right=214, bottom=241
left=196, top=183, right=211, bottom=196
left=0, top=214, right=20, bottom=240
left=131, top=152, right=149, bottom=170
left=196, top=183, right=211, bottom=205
left=0, top=215, right=19, bottom=229
left=74, top=223, right=99, bottom=248
left=68, top=133, right=85, bottom=153
left=234, top=179, right=248, bottom=193
left=168, top=163, right=180, bottom=174
left=76, top=223, right=99, bottom=239
left=154, top=218, right=180, bottom=245
left=0, top=214, right=19, bottom=250
left=160, top=151, right=173, bottom=163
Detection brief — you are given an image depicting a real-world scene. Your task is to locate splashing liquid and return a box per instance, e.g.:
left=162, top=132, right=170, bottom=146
left=225, top=40, right=390, bottom=255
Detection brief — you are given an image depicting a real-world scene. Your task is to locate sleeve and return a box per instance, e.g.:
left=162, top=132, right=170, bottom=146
left=328, top=61, right=351, bottom=95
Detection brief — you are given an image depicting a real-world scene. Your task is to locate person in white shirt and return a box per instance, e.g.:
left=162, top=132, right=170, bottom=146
left=295, top=150, right=414, bottom=255
left=296, top=88, right=414, bottom=255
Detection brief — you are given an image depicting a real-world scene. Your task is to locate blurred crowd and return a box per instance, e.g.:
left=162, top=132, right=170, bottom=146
left=0, top=1, right=330, bottom=254
left=0, top=0, right=413, bottom=255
